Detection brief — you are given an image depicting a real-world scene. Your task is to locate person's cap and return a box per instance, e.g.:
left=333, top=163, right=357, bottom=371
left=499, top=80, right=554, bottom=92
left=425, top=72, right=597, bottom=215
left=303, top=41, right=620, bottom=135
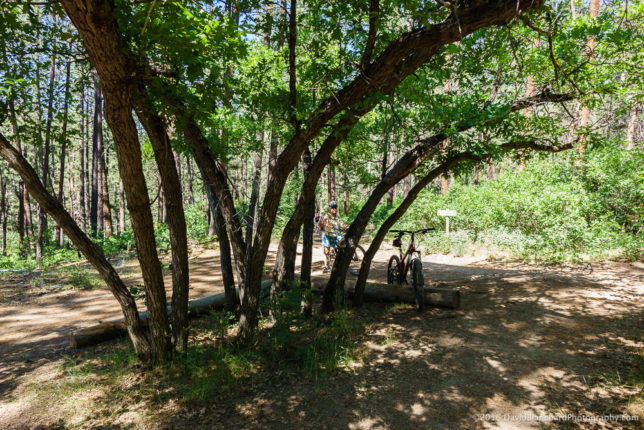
left=329, top=201, right=338, bottom=208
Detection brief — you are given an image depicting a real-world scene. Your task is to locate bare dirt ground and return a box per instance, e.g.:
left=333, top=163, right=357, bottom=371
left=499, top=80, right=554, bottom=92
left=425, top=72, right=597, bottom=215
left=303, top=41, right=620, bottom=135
left=0, top=244, right=642, bottom=429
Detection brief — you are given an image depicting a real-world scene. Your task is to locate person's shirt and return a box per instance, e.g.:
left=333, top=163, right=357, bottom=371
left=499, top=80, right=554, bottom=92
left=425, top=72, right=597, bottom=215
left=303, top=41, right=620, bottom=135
left=322, top=213, right=343, bottom=237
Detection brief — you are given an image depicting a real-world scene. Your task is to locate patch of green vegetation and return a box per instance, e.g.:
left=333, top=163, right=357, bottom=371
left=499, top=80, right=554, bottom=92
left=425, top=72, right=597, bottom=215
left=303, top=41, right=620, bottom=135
left=63, top=266, right=103, bottom=290
left=382, top=327, right=396, bottom=347
left=593, top=347, right=644, bottom=388
left=393, top=148, right=642, bottom=262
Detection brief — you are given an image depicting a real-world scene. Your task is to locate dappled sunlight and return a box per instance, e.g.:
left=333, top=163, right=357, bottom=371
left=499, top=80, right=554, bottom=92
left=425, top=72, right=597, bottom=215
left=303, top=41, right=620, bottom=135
left=1, top=245, right=642, bottom=428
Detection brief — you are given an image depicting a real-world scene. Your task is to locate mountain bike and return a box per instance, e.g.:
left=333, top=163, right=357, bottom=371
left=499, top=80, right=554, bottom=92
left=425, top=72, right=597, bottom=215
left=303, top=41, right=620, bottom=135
left=387, top=228, right=435, bottom=311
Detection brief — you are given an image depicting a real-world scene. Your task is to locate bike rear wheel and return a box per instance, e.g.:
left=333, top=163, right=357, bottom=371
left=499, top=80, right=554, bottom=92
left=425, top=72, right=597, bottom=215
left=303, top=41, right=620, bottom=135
left=349, top=245, right=366, bottom=276
left=410, top=257, right=425, bottom=312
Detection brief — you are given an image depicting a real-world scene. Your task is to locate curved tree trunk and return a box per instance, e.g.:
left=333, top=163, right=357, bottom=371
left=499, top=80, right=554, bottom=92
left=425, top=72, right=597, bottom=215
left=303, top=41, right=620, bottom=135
left=135, top=101, right=190, bottom=352
left=203, top=172, right=238, bottom=312
left=323, top=92, right=574, bottom=312
left=352, top=140, right=575, bottom=306
left=62, top=0, right=172, bottom=363
left=0, top=131, right=152, bottom=361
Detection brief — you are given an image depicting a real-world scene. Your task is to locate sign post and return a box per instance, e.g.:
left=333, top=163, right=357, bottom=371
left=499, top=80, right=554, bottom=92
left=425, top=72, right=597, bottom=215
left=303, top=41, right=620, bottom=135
left=437, top=210, right=457, bottom=233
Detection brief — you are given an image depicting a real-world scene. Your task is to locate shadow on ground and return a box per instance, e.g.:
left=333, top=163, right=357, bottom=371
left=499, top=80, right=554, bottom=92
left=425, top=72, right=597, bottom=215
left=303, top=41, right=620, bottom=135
left=146, top=261, right=643, bottom=430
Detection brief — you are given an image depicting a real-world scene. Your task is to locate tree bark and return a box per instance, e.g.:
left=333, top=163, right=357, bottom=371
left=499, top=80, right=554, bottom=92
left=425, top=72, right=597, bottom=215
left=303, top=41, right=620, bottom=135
left=79, top=86, right=88, bottom=230
left=327, top=163, right=336, bottom=203
left=626, top=105, right=640, bottom=150
left=118, top=180, right=125, bottom=233
left=57, top=60, right=72, bottom=247
left=0, top=131, right=152, bottom=361
left=203, top=172, right=238, bottom=311
left=37, top=49, right=57, bottom=265
left=134, top=101, right=190, bottom=352
left=299, top=148, right=315, bottom=315
left=90, top=74, right=103, bottom=236
left=185, top=155, right=195, bottom=205
left=577, top=0, right=600, bottom=158
left=245, top=132, right=263, bottom=247
left=61, top=0, right=173, bottom=363
left=100, top=143, right=112, bottom=237
left=0, top=174, right=7, bottom=256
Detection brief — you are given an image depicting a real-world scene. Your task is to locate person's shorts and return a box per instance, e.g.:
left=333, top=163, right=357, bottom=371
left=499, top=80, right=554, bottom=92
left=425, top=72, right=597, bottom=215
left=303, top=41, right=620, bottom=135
left=322, top=234, right=339, bottom=248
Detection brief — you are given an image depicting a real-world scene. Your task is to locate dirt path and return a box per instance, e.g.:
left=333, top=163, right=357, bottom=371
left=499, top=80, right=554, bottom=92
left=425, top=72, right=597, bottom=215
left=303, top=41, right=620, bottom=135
left=0, top=243, right=348, bottom=386
left=0, top=245, right=642, bottom=429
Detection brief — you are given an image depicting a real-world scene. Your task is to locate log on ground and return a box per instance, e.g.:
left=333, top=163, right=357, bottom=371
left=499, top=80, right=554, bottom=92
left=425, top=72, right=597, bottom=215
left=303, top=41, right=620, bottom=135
left=308, top=277, right=460, bottom=309
left=69, top=280, right=270, bottom=348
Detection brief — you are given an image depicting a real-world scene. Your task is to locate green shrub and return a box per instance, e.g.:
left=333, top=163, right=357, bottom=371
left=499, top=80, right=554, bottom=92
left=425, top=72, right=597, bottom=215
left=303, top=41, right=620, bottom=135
left=398, top=148, right=642, bottom=261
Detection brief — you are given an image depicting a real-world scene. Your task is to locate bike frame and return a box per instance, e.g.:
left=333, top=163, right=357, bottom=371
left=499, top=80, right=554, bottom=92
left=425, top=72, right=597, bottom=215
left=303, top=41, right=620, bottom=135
left=394, top=232, right=420, bottom=282
left=389, top=228, right=435, bottom=283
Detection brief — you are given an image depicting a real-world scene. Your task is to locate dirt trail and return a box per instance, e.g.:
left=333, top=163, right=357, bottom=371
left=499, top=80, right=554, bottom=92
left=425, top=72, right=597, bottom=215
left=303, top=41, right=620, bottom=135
left=0, top=243, right=355, bottom=385
left=0, top=245, right=642, bottom=429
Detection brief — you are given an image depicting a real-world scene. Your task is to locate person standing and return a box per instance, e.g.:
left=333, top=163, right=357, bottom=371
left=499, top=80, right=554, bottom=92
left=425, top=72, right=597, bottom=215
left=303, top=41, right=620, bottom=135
left=318, top=201, right=348, bottom=272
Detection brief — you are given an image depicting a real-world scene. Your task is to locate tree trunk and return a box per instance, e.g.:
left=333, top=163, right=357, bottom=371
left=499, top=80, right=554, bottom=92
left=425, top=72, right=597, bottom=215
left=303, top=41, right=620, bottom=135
left=626, top=105, right=640, bottom=150
left=300, top=148, right=315, bottom=315
left=343, top=187, right=350, bottom=216
left=577, top=0, right=600, bottom=158
left=245, top=133, right=263, bottom=247
left=17, top=184, right=25, bottom=248
left=90, top=74, right=102, bottom=236
left=0, top=131, right=152, bottom=361
left=118, top=181, right=125, bottom=233
left=402, top=174, right=411, bottom=198
left=100, top=144, right=112, bottom=237
left=37, top=49, right=57, bottom=266
left=0, top=175, right=7, bottom=256
left=62, top=0, right=174, bottom=362
left=327, top=163, right=336, bottom=203
left=8, top=100, right=28, bottom=250
left=79, top=86, right=88, bottom=230
left=57, top=60, right=72, bottom=247
left=185, top=155, right=195, bottom=205
left=488, top=158, right=497, bottom=180
left=207, top=193, right=217, bottom=237
left=203, top=173, right=238, bottom=311
left=135, top=103, right=191, bottom=352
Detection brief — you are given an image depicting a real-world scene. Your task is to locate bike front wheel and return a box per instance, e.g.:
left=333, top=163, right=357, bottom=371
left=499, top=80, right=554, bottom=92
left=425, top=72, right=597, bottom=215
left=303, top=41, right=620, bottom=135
left=349, top=245, right=366, bottom=276
left=410, top=257, right=425, bottom=312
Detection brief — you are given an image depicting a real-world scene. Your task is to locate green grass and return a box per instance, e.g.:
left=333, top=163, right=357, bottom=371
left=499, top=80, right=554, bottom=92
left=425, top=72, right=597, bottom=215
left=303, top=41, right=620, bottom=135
left=63, top=266, right=104, bottom=290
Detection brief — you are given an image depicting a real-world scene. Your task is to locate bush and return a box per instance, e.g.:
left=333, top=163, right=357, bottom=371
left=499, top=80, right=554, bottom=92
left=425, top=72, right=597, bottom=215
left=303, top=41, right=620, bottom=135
left=398, top=148, right=642, bottom=261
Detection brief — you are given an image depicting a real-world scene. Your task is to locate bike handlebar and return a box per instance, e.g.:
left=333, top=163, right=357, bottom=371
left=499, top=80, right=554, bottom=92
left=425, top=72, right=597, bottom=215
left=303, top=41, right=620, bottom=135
left=391, top=228, right=436, bottom=235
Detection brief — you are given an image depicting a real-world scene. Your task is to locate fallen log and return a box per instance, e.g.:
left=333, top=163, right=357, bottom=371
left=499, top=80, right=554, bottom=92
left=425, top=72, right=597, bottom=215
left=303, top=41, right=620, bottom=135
left=307, top=277, right=460, bottom=309
left=70, top=279, right=459, bottom=348
left=70, top=281, right=268, bottom=349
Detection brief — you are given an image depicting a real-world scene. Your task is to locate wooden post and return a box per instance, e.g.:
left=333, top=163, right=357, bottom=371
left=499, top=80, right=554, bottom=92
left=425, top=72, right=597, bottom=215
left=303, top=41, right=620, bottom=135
left=438, top=209, right=457, bottom=234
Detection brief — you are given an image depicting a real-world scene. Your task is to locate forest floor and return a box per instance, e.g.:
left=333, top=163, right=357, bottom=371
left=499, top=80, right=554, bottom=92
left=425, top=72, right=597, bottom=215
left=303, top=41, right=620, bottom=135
left=0, top=242, right=642, bottom=429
